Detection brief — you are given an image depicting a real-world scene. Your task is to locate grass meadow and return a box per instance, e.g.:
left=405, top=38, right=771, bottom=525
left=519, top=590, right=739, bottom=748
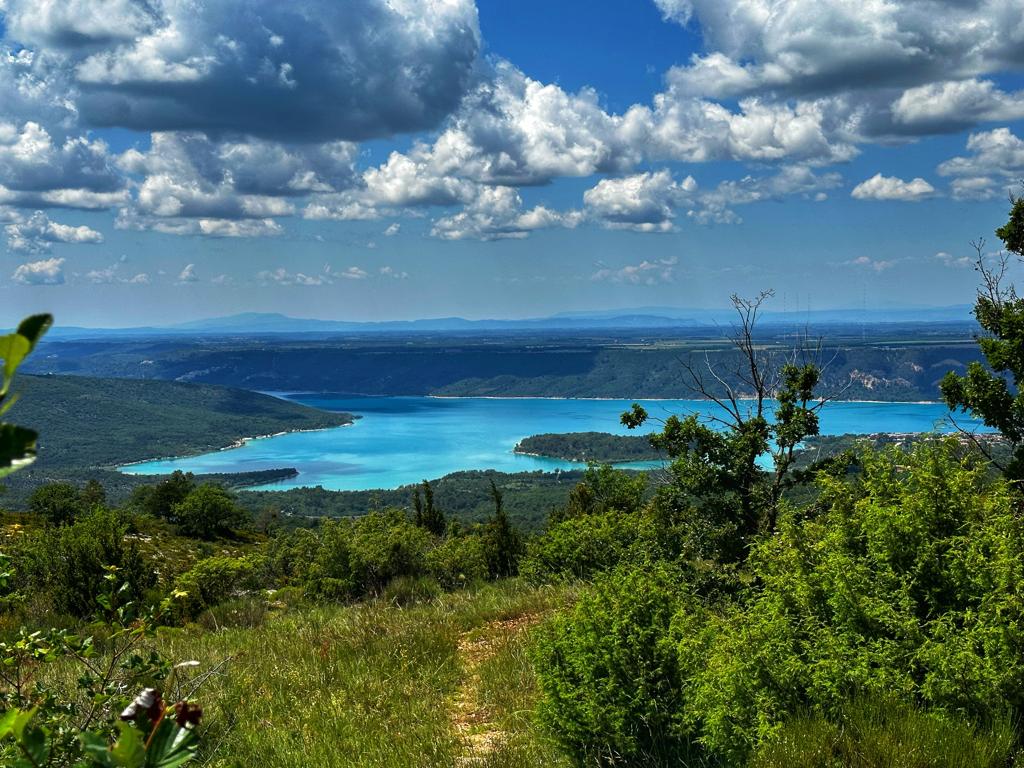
left=143, top=581, right=575, bottom=768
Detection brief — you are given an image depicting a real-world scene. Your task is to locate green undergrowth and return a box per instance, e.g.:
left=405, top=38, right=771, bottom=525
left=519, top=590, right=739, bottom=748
left=751, top=699, right=1018, bottom=768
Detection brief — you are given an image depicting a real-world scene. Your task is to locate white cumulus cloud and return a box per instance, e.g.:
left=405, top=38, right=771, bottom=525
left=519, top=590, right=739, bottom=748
left=851, top=174, right=937, bottom=202
left=12, top=256, right=65, bottom=284
left=5, top=210, right=103, bottom=253
left=431, top=186, right=581, bottom=241
left=937, top=127, right=1024, bottom=200
left=176, top=263, right=198, bottom=283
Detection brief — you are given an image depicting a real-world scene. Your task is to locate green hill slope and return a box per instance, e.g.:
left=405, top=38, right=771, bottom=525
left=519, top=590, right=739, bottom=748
left=8, top=374, right=353, bottom=470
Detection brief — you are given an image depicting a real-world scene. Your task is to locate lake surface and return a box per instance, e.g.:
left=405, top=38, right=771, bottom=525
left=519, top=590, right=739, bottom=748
left=121, top=395, right=993, bottom=492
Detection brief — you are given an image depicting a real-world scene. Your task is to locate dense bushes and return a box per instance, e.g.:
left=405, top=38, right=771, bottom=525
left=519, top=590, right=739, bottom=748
left=19, top=506, right=154, bottom=617
left=426, top=533, right=489, bottom=588
left=172, top=484, right=249, bottom=539
left=531, top=564, right=689, bottom=763
left=522, top=509, right=663, bottom=581
left=265, top=507, right=523, bottom=601
left=680, top=442, right=1024, bottom=760
left=522, top=464, right=670, bottom=583
left=550, top=464, right=647, bottom=524
left=532, top=441, right=1024, bottom=764
left=27, top=481, right=86, bottom=525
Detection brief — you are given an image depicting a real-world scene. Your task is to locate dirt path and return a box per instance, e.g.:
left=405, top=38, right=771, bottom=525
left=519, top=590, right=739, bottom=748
left=451, top=612, right=544, bottom=765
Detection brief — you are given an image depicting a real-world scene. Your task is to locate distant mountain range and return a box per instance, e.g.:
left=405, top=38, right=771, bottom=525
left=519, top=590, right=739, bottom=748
left=37, top=305, right=975, bottom=339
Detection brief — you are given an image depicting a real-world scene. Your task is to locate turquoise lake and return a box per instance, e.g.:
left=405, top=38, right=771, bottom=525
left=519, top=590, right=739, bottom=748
left=120, top=395, right=992, bottom=492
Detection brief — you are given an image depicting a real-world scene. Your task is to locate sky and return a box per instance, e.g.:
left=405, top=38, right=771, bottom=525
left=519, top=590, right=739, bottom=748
left=0, top=0, right=1022, bottom=327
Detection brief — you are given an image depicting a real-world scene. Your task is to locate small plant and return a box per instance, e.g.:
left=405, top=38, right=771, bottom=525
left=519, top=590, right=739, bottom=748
left=0, top=570, right=203, bottom=767
left=2, top=687, right=201, bottom=768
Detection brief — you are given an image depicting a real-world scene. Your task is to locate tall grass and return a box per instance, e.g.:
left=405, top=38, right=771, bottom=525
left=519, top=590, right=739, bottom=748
left=751, top=698, right=1018, bottom=768
left=149, top=581, right=573, bottom=768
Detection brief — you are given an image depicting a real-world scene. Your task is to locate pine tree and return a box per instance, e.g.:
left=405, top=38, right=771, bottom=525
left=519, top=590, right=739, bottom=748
left=412, top=487, right=424, bottom=527
left=483, top=480, right=524, bottom=578
left=416, top=479, right=446, bottom=536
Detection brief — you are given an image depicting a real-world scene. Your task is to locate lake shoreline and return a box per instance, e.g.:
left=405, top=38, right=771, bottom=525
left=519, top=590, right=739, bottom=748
left=119, top=396, right=985, bottom=491
left=119, top=422, right=353, bottom=472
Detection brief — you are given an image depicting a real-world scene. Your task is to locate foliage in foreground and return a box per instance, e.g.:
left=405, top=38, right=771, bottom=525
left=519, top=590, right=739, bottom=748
left=0, top=315, right=51, bottom=478
left=1, top=316, right=203, bottom=767
left=531, top=564, right=689, bottom=764
left=0, top=570, right=202, bottom=767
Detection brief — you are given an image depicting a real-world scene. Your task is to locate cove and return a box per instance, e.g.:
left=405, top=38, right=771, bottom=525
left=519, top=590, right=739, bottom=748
left=119, top=395, right=994, bottom=492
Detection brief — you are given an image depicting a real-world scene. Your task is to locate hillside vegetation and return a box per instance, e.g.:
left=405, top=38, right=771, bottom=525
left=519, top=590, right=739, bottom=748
left=239, top=469, right=589, bottom=531
left=24, top=330, right=983, bottom=401
left=10, top=375, right=352, bottom=470
left=515, top=432, right=663, bottom=463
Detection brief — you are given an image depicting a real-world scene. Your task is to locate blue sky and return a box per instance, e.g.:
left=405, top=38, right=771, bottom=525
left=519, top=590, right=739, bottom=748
left=0, top=0, right=1022, bottom=326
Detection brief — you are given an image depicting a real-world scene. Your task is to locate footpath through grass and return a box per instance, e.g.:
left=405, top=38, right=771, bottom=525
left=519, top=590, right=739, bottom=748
left=148, top=581, right=574, bottom=768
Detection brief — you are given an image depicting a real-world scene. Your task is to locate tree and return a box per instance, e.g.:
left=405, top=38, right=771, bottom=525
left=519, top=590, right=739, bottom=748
left=482, top=479, right=524, bottom=578
left=414, top=479, right=446, bottom=536
left=622, top=291, right=830, bottom=557
left=412, top=486, right=424, bottom=526
left=28, top=482, right=86, bottom=526
left=27, top=507, right=152, bottom=617
left=132, top=470, right=196, bottom=519
left=941, top=191, right=1024, bottom=479
left=80, top=478, right=107, bottom=509
left=171, top=484, right=247, bottom=539
left=552, top=463, right=647, bottom=523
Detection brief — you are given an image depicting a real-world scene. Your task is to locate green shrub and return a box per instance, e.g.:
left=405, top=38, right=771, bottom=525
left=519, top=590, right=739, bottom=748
left=303, top=517, right=356, bottom=599
left=551, top=464, right=648, bottom=523
left=751, top=698, right=1018, bottom=768
left=530, top=564, right=693, bottom=764
left=175, top=553, right=268, bottom=620
left=263, top=526, right=321, bottom=585
left=679, top=441, right=1024, bottom=761
left=346, top=509, right=432, bottom=595
left=27, top=482, right=86, bottom=526
left=426, top=533, right=489, bottom=589
left=521, top=509, right=665, bottom=581
left=300, top=510, right=434, bottom=600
